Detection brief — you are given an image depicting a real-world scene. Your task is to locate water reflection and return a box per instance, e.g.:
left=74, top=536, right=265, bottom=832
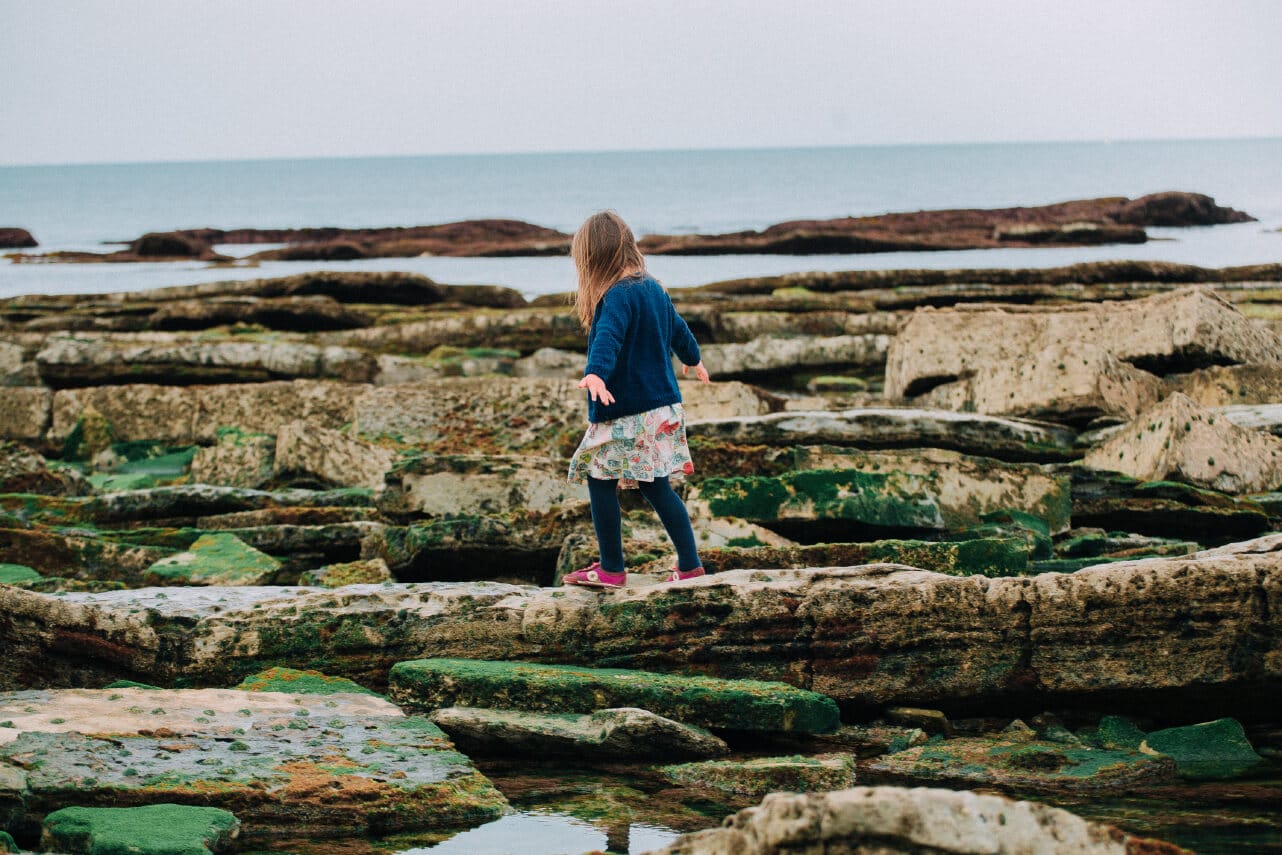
left=397, top=811, right=679, bottom=855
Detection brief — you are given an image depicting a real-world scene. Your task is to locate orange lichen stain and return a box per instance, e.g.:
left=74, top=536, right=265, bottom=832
left=277, top=760, right=396, bottom=805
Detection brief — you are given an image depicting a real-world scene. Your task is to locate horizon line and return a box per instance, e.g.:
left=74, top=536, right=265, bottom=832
left=2, top=134, right=1280, bottom=170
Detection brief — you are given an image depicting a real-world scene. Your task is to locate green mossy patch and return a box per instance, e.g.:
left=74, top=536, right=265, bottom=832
left=41, top=804, right=239, bottom=855
left=234, top=667, right=378, bottom=697
left=103, top=680, right=163, bottom=690
left=0, top=563, right=43, bottom=584
left=698, top=468, right=943, bottom=529
left=389, top=658, right=841, bottom=734
left=144, top=533, right=280, bottom=586
left=0, top=831, right=16, bottom=853
left=661, top=753, right=856, bottom=796
left=698, top=537, right=1030, bottom=578
left=1094, top=715, right=1147, bottom=750
left=1142, top=718, right=1266, bottom=781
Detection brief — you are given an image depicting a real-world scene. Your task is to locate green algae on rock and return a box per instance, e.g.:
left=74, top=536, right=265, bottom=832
left=144, top=532, right=280, bottom=586
left=431, top=706, right=729, bottom=760
left=661, top=754, right=856, bottom=796
left=390, top=658, right=841, bottom=734
left=863, top=735, right=1177, bottom=794
left=0, top=688, right=507, bottom=835
left=1141, top=718, right=1266, bottom=781
left=0, top=564, right=41, bottom=585
left=41, top=804, right=240, bottom=855
left=234, top=666, right=378, bottom=696
left=298, top=557, right=393, bottom=587
left=694, top=537, right=1031, bottom=578
left=0, top=831, right=15, bottom=853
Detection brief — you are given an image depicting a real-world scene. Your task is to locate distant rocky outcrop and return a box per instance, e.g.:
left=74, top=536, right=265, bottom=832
left=0, top=228, right=37, bottom=248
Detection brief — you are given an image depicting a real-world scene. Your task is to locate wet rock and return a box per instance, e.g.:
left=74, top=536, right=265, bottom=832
left=34, top=338, right=377, bottom=387
left=693, top=538, right=1032, bottom=578
left=1142, top=718, right=1266, bottom=781
left=431, top=706, right=729, bottom=760
left=41, top=804, right=240, bottom=855
left=0, top=527, right=170, bottom=582
left=1166, top=363, right=1282, bottom=407
left=298, top=557, right=392, bottom=587
left=149, top=295, right=372, bottom=332
left=864, top=735, right=1176, bottom=794
left=389, top=658, right=841, bottom=733
left=233, top=666, right=378, bottom=696
left=644, top=786, right=1191, bottom=855
left=0, top=441, right=90, bottom=496
left=143, top=533, right=281, bottom=586
left=0, top=388, right=51, bottom=442
left=916, top=342, right=1164, bottom=425
left=0, top=228, right=37, bottom=249
left=189, top=431, right=275, bottom=489
left=1113, top=191, right=1255, bottom=226
left=273, top=421, right=394, bottom=492
left=0, top=687, right=506, bottom=835
left=660, top=754, right=856, bottom=796
left=1083, top=393, right=1282, bottom=494
left=130, top=231, right=219, bottom=259
left=700, top=334, right=889, bottom=380
left=1053, top=529, right=1199, bottom=560
left=885, top=707, right=952, bottom=735
left=1068, top=470, right=1272, bottom=540
left=886, top=289, right=1282, bottom=401
left=687, top=408, right=1077, bottom=463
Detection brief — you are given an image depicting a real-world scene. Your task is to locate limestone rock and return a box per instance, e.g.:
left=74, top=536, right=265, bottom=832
left=917, top=342, right=1163, bottom=424
left=0, top=440, right=90, bottom=496
left=298, top=557, right=393, bottom=587
left=143, top=533, right=281, bottom=586
left=701, top=334, right=890, bottom=379
left=886, top=288, right=1282, bottom=400
left=431, top=705, right=729, bottom=760
left=643, top=786, right=1191, bottom=855
left=1068, top=470, right=1272, bottom=541
left=661, top=754, right=856, bottom=796
left=189, top=431, right=275, bottom=489
left=390, top=658, right=841, bottom=733
left=511, top=346, right=587, bottom=378
left=1166, top=363, right=1282, bottom=407
left=692, top=538, right=1032, bottom=578
left=1083, top=393, right=1282, bottom=493
left=41, top=805, right=240, bottom=855
left=0, top=687, right=506, bottom=834
left=273, top=421, right=394, bottom=492
left=1216, top=403, right=1282, bottom=437
left=0, top=527, right=169, bottom=582
left=687, top=408, right=1077, bottom=462
left=149, top=295, right=371, bottom=332
left=391, top=454, right=585, bottom=516
left=864, top=735, right=1176, bottom=794
left=35, top=337, right=376, bottom=387
left=0, top=387, right=51, bottom=442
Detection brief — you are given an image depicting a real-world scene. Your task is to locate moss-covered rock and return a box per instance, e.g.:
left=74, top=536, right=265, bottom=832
left=41, top=804, right=240, bottom=855
left=298, top=557, right=392, bottom=587
left=661, top=754, right=856, bottom=796
left=233, top=666, right=377, bottom=696
left=0, top=563, right=42, bottom=585
left=1095, top=714, right=1147, bottom=750
left=694, top=537, right=1031, bottom=578
left=0, top=830, right=16, bottom=853
left=1142, top=718, right=1266, bottom=781
left=143, top=533, right=280, bottom=586
left=389, top=658, right=841, bottom=734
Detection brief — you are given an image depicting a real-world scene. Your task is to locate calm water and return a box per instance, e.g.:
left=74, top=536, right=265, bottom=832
left=1, top=139, right=1281, bottom=298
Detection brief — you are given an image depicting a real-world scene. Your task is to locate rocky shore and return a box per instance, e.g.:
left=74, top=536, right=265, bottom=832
left=3, top=191, right=1256, bottom=263
left=2, top=252, right=1281, bottom=852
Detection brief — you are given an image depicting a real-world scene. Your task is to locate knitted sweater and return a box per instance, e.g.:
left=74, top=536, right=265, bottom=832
left=583, top=274, right=701, bottom=423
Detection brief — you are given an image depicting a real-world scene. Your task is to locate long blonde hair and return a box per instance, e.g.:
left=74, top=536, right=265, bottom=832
left=571, top=210, right=646, bottom=331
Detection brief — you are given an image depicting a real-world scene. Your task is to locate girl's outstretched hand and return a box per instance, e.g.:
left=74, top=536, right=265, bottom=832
left=579, top=373, right=615, bottom=405
left=682, top=361, right=711, bottom=384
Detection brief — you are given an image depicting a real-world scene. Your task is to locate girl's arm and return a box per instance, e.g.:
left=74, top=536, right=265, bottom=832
left=669, top=298, right=701, bottom=367
left=584, top=289, right=630, bottom=383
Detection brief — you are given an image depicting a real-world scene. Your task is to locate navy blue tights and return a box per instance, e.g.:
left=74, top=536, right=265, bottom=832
left=587, top=476, right=702, bottom=574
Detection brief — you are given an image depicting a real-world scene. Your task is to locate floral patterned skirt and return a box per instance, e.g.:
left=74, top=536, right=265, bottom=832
left=566, top=403, right=695, bottom=489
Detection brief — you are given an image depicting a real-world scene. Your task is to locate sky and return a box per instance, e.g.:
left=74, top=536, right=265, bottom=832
left=2, top=0, right=1280, bottom=166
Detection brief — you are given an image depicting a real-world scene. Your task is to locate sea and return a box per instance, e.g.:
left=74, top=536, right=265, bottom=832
left=1, top=138, right=1281, bottom=300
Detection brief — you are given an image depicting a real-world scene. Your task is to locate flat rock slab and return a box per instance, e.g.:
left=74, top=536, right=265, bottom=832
left=660, top=754, right=856, bottom=796
left=144, top=533, right=280, bottom=586
left=430, top=706, right=728, bottom=760
left=1141, top=718, right=1266, bottom=781
left=390, top=658, right=841, bottom=734
left=0, top=688, right=506, bottom=835
left=645, top=786, right=1192, bottom=855
left=41, top=804, right=239, bottom=855
left=687, top=408, right=1077, bottom=462
left=864, top=735, right=1177, bottom=795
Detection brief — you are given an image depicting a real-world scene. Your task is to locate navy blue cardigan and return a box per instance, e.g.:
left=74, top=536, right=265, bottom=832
left=583, top=274, right=701, bottom=423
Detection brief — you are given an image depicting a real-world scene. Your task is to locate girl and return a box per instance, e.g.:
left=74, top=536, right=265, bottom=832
left=563, top=210, right=711, bottom=589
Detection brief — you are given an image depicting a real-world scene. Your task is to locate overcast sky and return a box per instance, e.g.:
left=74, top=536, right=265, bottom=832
left=2, top=1, right=1279, bottom=166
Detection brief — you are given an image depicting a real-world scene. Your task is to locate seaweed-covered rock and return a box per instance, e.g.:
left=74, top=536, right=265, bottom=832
left=390, top=658, right=841, bottom=733
left=233, top=666, right=378, bottom=696
left=0, top=563, right=42, bottom=585
left=298, top=557, right=392, bottom=587
left=41, top=804, right=240, bottom=855
left=661, top=754, right=856, bottom=796
left=0, top=687, right=506, bottom=834
left=645, top=786, right=1192, bottom=855
left=864, top=735, right=1176, bottom=794
left=1083, top=393, right=1282, bottom=494
left=1141, top=718, right=1266, bottom=781
left=431, top=706, right=728, bottom=760
left=143, top=533, right=280, bottom=586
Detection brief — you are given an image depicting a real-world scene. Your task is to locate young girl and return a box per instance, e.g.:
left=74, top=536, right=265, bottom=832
left=563, top=210, right=711, bottom=589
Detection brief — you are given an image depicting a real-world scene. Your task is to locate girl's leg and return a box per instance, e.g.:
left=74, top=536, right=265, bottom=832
left=587, top=476, right=625, bottom=573
left=636, top=476, right=702, bottom=572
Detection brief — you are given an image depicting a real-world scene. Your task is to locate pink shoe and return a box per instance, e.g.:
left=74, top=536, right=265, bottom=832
left=563, top=562, right=627, bottom=589
left=665, top=566, right=706, bottom=583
